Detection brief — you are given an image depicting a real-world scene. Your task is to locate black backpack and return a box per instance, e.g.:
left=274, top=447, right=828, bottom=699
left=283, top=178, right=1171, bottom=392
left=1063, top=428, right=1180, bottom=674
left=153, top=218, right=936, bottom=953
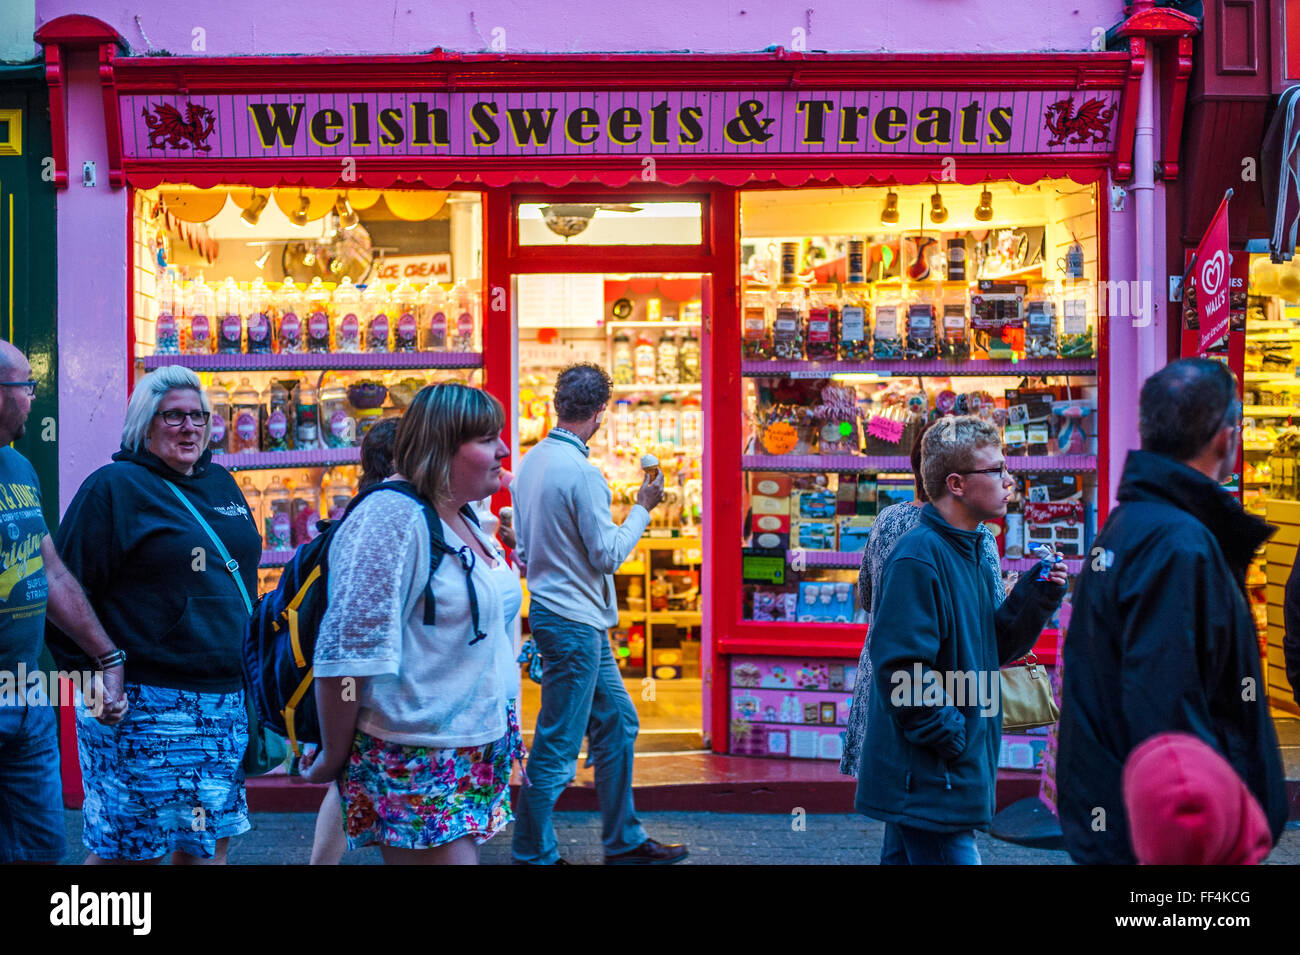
left=242, top=480, right=484, bottom=755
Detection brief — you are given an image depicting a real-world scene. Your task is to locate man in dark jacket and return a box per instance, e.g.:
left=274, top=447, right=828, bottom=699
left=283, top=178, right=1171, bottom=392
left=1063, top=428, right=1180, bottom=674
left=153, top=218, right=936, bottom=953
left=1058, top=358, right=1287, bottom=864
left=856, top=416, right=1067, bottom=864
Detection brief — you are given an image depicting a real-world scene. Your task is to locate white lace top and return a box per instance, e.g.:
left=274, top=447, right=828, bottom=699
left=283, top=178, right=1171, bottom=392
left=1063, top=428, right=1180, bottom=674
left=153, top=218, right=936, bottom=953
left=314, top=487, right=522, bottom=748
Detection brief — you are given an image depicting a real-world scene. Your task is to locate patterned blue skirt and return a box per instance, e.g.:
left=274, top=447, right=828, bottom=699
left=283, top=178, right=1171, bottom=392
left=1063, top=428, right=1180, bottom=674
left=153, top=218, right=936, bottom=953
left=76, top=682, right=251, bottom=861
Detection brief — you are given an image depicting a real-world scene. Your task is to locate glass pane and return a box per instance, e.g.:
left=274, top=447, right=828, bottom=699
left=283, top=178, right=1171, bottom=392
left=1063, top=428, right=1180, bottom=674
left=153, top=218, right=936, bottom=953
left=517, top=201, right=702, bottom=246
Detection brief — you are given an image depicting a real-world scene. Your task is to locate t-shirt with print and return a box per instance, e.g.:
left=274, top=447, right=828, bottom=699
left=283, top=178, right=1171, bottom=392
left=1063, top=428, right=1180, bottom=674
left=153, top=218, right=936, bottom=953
left=0, top=448, right=49, bottom=674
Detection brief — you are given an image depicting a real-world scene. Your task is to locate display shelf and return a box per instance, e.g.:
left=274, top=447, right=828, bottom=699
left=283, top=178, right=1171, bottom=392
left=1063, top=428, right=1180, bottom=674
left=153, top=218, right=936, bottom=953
left=260, top=550, right=294, bottom=568
left=742, top=453, right=1096, bottom=473
left=607, top=321, right=701, bottom=330
left=1001, top=556, right=1085, bottom=574
left=784, top=550, right=864, bottom=568
left=741, top=358, right=1098, bottom=377
left=1244, top=370, right=1297, bottom=380
left=612, top=383, right=703, bottom=394
left=1243, top=333, right=1300, bottom=341
left=649, top=611, right=703, bottom=625
left=142, top=351, right=483, bottom=372
left=215, top=447, right=360, bottom=471
left=635, top=536, right=703, bottom=551
left=1244, top=406, right=1300, bottom=417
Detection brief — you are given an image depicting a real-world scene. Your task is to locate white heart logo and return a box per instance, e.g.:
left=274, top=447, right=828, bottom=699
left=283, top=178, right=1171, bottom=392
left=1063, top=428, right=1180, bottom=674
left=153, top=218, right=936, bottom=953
left=1201, top=250, right=1225, bottom=297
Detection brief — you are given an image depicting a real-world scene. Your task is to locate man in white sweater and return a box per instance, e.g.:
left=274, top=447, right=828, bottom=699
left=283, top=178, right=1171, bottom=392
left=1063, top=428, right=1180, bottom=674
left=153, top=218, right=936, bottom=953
left=510, top=363, right=687, bottom=865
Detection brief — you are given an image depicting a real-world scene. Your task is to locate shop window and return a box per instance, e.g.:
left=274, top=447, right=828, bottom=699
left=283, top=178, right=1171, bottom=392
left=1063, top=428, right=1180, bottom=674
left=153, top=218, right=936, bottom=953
left=516, top=201, right=702, bottom=246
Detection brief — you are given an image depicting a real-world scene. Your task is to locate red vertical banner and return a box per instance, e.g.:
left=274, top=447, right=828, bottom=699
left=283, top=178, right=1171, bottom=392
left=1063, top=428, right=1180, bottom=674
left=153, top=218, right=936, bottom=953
left=1193, top=195, right=1232, bottom=356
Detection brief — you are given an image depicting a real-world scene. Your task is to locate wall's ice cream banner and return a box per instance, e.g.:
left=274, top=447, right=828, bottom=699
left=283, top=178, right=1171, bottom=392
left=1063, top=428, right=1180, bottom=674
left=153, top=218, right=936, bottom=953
left=121, top=89, right=1120, bottom=159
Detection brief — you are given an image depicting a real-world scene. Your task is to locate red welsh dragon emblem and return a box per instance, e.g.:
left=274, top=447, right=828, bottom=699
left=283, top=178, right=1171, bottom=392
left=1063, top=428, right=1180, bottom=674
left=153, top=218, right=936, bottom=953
left=1043, top=97, right=1115, bottom=147
left=142, top=101, right=217, bottom=151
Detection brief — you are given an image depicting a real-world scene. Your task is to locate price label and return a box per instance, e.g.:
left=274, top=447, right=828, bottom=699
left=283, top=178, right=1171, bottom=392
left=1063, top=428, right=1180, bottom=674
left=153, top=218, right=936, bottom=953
left=867, top=416, right=906, bottom=443
left=742, top=552, right=786, bottom=584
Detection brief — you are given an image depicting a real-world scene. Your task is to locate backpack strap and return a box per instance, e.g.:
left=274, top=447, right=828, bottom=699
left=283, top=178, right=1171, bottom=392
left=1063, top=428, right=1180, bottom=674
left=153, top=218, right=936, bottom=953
left=349, top=481, right=488, bottom=645
left=163, top=480, right=253, bottom=615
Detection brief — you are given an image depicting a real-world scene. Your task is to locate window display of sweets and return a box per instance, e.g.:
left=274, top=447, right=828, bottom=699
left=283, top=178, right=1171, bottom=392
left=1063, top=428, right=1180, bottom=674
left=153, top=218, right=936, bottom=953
left=207, top=384, right=231, bottom=453
left=1060, top=297, right=1094, bottom=358
left=450, top=279, right=478, bottom=351
left=941, top=303, right=970, bottom=360
left=679, top=328, right=702, bottom=383
left=1024, top=297, right=1059, bottom=359
left=216, top=277, right=245, bottom=355
left=391, top=278, right=420, bottom=354
left=277, top=279, right=306, bottom=354
left=805, top=284, right=839, bottom=361
left=361, top=282, right=392, bottom=353
left=229, top=378, right=262, bottom=454
left=263, top=474, right=292, bottom=551
left=419, top=281, right=448, bottom=351
left=839, top=283, right=871, bottom=360
left=657, top=336, right=681, bottom=384
left=182, top=275, right=214, bottom=355
left=772, top=285, right=806, bottom=360
left=743, top=285, right=774, bottom=360
left=304, top=278, right=334, bottom=354
left=154, top=273, right=181, bottom=355
left=245, top=278, right=275, bottom=354
left=262, top=379, right=296, bottom=453
left=634, top=335, right=657, bottom=384
left=872, top=295, right=904, bottom=360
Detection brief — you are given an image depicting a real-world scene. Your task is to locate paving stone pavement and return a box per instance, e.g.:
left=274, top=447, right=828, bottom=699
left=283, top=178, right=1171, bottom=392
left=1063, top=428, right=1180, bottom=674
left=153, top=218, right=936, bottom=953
left=59, top=811, right=1300, bottom=865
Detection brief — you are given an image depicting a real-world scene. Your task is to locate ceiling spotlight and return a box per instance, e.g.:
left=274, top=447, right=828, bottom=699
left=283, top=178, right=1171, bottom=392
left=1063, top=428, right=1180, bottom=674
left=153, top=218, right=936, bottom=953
left=241, top=192, right=269, bottom=227
left=929, top=188, right=948, bottom=225
left=301, top=246, right=318, bottom=267
left=253, top=248, right=271, bottom=270
left=290, top=191, right=311, bottom=227
left=334, top=193, right=359, bottom=230
left=880, top=190, right=900, bottom=225
left=974, top=187, right=994, bottom=222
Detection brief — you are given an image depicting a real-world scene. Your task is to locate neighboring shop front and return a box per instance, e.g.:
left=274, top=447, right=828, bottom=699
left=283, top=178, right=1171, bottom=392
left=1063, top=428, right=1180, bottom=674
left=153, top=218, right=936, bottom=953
left=38, top=9, right=1185, bottom=780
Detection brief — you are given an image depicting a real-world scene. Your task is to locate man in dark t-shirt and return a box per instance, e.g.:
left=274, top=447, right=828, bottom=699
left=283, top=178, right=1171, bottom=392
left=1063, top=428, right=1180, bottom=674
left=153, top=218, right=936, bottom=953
left=0, top=340, right=127, bottom=864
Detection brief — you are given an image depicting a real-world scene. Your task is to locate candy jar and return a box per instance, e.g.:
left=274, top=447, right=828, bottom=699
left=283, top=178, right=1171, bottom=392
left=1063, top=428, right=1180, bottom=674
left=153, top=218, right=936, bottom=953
left=872, top=295, right=904, bottom=360
left=633, top=335, right=656, bottom=385
left=805, top=284, right=839, bottom=361
left=361, top=283, right=392, bottom=353
left=216, top=277, right=245, bottom=354
left=681, top=396, right=702, bottom=449
left=154, top=272, right=181, bottom=355
left=320, top=383, right=354, bottom=449
left=304, top=277, right=333, bottom=353
left=182, top=276, right=214, bottom=355
left=904, top=301, right=938, bottom=361
left=262, top=379, right=295, bottom=453
left=742, top=284, right=774, bottom=360
left=295, top=377, right=319, bottom=449
left=634, top=398, right=657, bottom=448
left=290, top=473, right=322, bottom=547
left=657, top=394, right=681, bottom=448
left=263, top=475, right=293, bottom=551
left=277, top=279, right=305, bottom=354
left=1025, top=297, right=1060, bottom=359
left=678, top=328, right=701, bottom=383
left=333, top=277, right=362, bottom=353
left=391, top=278, right=419, bottom=353
left=656, top=335, right=680, bottom=385
left=1060, top=297, right=1093, bottom=358
left=229, top=378, right=262, bottom=454
left=614, top=398, right=635, bottom=449
left=839, top=283, right=872, bottom=360
left=450, top=279, right=478, bottom=351
left=324, top=469, right=355, bottom=521
left=239, top=477, right=262, bottom=545
left=207, top=383, right=231, bottom=454
left=419, top=282, right=448, bottom=351
left=940, top=302, right=971, bottom=361
left=608, top=334, right=632, bottom=386
left=245, top=278, right=275, bottom=355
left=772, top=285, right=806, bottom=360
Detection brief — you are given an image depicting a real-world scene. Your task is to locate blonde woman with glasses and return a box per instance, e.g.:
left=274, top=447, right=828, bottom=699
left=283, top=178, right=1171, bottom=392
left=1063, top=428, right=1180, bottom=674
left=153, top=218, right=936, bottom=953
left=52, top=365, right=262, bottom=864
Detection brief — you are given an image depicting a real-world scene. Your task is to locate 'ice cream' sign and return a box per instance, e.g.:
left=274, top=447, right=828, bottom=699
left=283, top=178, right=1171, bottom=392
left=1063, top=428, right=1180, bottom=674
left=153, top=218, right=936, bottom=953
left=124, top=90, right=1118, bottom=159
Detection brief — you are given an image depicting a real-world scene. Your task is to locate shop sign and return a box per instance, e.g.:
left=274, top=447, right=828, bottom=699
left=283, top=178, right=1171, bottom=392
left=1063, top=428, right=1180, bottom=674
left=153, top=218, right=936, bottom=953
left=371, top=253, right=452, bottom=283
left=1192, top=192, right=1231, bottom=356
left=123, top=89, right=1119, bottom=160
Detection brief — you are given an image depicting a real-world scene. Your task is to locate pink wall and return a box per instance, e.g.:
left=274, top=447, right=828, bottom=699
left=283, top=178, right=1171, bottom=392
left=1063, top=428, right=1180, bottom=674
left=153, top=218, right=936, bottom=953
left=55, top=50, right=129, bottom=513
left=37, top=0, right=1124, bottom=56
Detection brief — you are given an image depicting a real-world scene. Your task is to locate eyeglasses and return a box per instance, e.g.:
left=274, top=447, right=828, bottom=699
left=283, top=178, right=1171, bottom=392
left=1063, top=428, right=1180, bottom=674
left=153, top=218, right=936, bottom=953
left=958, top=464, right=1011, bottom=478
left=154, top=410, right=211, bottom=428
left=0, top=380, right=36, bottom=397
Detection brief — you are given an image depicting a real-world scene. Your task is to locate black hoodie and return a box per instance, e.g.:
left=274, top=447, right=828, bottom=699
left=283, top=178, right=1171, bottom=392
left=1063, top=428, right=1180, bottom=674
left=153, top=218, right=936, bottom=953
left=1058, top=450, right=1286, bottom=864
left=52, top=446, right=261, bottom=693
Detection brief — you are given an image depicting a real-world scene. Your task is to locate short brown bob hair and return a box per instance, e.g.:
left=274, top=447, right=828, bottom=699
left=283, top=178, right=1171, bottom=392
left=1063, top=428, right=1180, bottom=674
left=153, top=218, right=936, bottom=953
left=394, top=383, right=506, bottom=504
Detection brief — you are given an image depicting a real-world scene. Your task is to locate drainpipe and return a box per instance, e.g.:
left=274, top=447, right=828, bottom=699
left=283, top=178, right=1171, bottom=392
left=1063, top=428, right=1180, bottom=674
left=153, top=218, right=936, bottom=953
left=1133, top=44, right=1158, bottom=381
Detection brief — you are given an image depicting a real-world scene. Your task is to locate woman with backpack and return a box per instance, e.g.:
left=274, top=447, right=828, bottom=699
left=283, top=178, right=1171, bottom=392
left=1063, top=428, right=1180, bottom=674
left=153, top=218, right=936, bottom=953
left=52, top=365, right=262, bottom=864
left=300, top=383, right=522, bottom=864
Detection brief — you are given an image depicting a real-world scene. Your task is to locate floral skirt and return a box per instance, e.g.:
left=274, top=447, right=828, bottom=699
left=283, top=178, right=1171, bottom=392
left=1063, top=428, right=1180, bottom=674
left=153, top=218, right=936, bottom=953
left=341, top=703, right=525, bottom=851
left=76, top=682, right=251, bottom=861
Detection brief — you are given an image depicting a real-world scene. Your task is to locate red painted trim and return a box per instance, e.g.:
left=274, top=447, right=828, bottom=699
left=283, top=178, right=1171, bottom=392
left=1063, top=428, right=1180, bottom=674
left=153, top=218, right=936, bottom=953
left=109, top=52, right=1134, bottom=95
left=1113, top=5, right=1201, bottom=37
left=1097, top=192, right=1111, bottom=526
left=717, top=637, right=866, bottom=658
left=1288, top=0, right=1300, bottom=81
left=1157, top=35, right=1195, bottom=181
left=42, top=46, right=68, bottom=190
left=483, top=188, right=514, bottom=514
left=127, top=188, right=136, bottom=396
left=1113, top=38, right=1144, bottom=182
left=118, top=157, right=1116, bottom=192
left=99, top=43, right=124, bottom=188
left=33, top=14, right=126, bottom=48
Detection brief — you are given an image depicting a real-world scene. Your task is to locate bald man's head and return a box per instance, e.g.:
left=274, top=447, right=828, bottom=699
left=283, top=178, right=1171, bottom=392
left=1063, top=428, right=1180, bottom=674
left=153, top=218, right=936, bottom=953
left=0, top=341, right=33, bottom=444
left=0, top=339, right=24, bottom=380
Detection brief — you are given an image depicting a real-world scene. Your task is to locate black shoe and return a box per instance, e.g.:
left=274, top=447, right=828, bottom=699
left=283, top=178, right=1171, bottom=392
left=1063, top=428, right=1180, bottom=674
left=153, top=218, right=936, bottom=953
left=513, top=857, right=571, bottom=865
left=605, top=839, right=688, bottom=865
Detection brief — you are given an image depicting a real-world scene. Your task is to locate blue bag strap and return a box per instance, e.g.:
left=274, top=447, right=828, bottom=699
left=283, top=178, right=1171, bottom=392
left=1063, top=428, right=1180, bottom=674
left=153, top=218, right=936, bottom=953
left=163, top=480, right=253, bottom=616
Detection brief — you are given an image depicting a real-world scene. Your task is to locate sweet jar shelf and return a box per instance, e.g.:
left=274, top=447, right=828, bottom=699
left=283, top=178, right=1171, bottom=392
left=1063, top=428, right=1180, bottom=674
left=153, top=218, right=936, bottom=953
left=215, top=446, right=361, bottom=471
left=143, top=351, right=483, bottom=372
left=743, top=453, right=1096, bottom=473
left=741, top=358, right=1098, bottom=377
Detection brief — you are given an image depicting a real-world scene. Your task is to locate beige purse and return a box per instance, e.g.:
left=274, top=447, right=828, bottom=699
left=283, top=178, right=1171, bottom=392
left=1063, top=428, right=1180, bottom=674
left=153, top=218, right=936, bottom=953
left=999, top=652, right=1060, bottom=732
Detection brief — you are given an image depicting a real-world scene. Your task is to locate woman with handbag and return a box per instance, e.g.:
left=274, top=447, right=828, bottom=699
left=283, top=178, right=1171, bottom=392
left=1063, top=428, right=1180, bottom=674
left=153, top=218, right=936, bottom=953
left=300, top=383, right=523, bottom=865
left=53, top=365, right=261, bottom=864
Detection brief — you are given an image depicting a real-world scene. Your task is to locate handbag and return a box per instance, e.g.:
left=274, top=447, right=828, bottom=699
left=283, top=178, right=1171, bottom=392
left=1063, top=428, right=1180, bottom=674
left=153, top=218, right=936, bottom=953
left=517, top=637, right=543, bottom=684
left=163, top=480, right=289, bottom=777
left=999, top=652, right=1059, bottom=732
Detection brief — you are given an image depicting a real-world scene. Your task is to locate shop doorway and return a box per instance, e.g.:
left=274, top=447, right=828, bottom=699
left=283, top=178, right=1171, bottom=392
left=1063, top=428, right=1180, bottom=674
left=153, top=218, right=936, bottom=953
left=513, top=268, right=709, bottom=751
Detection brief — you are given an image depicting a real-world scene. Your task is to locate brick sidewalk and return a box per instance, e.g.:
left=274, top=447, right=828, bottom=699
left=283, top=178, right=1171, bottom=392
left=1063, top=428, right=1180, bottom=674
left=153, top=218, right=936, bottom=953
left=59, top=811, right=1300, bottom=865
